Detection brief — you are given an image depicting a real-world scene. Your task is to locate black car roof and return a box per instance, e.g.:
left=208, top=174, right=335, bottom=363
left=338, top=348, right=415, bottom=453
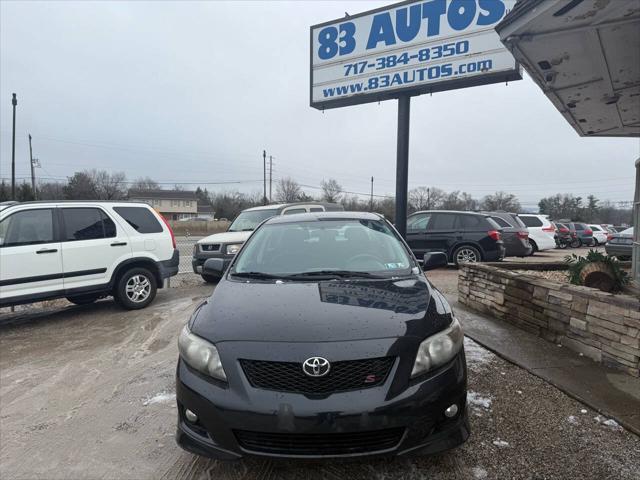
left=265, top=211, right=383, bottom=225
left=410, top=210, right=490, bottom=217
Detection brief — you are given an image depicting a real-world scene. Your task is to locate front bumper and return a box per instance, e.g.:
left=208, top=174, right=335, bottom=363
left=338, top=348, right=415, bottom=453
left=175, top=350, right=469, bottom=460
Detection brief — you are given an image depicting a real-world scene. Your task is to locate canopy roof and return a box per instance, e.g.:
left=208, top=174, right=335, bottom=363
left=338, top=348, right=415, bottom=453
left=496, top=0, right=640, bottom=137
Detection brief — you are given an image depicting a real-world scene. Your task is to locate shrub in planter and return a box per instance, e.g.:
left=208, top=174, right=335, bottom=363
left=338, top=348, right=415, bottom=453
left=565, top=250, right=629, bottom=293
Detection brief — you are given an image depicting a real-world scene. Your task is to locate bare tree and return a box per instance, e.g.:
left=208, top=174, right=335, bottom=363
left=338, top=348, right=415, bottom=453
left=63, top=171, right=98, bottom=199
left=37, top=181, right=65, bottom=200
left=131, top=176, right=159, bottom=191
left=93, top=170, right=127, bottom=200
left=276, top=177, right=302, bottom=202
left=321, top=178, right=342, bottom=203
left=481, top=191, right=521, bottom=212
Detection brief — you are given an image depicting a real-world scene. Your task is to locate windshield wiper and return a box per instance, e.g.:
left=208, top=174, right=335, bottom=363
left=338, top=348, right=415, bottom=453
left=230, top=271, right=285, bottom=280
left=287, top=270, right=386, bottom=279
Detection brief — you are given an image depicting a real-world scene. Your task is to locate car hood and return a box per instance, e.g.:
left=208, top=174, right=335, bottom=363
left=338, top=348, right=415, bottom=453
left=191, top=277, right=453, bottom=343
left=197, top=230, right=251, bottom=244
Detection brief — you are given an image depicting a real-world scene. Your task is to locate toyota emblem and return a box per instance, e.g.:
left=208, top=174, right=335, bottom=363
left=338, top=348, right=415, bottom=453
left=302, top=357, right=331, bottom=377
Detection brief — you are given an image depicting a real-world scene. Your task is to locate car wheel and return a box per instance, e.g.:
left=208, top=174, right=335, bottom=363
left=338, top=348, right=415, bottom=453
left=201, top=274, right=219, bottom=284
left=593, top=239, right=599, bottom=246
left=570, top=238, right=581, bottom=248
left=529, top=240, right=538, bottom=255
left=66, top=295, right=100, bottom=305
left=453, top=246, right=481, bottom=266
left=114, top=267, right=157, bottom=310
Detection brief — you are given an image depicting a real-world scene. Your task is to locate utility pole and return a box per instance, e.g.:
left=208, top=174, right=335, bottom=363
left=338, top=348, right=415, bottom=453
left=427, top=187, right=430, bottom=209
left=11, top=93, right=17, bottom=200
left=28, top=134, right=37, bottom=199
left=262, top=150, right=267, bottom=205
left=370, top=176, right=374, bottom=211
left=269, top=156, right=273, bottom=202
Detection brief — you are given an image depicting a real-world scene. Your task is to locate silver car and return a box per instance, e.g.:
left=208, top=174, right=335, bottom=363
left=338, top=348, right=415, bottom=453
left=605, top=227, right=633, bottom=260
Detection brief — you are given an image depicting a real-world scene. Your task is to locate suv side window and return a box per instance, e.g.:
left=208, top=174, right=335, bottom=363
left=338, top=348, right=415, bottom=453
left=0, top=209, right=55, bottom=247
left=407, top=213, right=431, bottom=231
left=520, top=216, right=543, bottom=228
left=309, top=207, right=324, bottom=213
left=62, top=208, right=116, bottom=241
left=283, top=208, right=306, bottom=215
left=489, top=216, right=511, bottom=228
left=431, top=213, right=457, bottom=230
left=459, top=214, right=485, bottom=229
left=114, top=207, right=163, bottom=233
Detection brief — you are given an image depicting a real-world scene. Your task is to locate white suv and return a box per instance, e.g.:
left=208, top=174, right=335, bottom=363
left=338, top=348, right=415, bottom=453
left=517, top=214, right=556, bottom=254
left=0, top=201, right=179, bottom=310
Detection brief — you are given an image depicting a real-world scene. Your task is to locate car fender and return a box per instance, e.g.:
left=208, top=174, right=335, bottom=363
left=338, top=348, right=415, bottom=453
left=109, top=255, right=163, bottom=288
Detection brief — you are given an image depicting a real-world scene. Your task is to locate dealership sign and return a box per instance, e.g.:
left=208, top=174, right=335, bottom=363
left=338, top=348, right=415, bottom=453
left=310, top=0, right=521, bottom=109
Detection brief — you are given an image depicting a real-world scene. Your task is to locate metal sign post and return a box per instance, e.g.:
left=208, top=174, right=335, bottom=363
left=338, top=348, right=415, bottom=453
left=395, top=95, right=410, bottom=238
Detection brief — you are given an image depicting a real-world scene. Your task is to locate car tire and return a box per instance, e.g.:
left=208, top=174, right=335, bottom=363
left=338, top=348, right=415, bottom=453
left=114, top=267, right=157, bottom=310
left=570, top=238, right=581, bottom=248
left=66, top=295, right=100, bottom=305
left=201, top=274, right=219, bottom=284
left=529, top=240, right=538, bottom=255
left=453, top=246, right=482, bottom=266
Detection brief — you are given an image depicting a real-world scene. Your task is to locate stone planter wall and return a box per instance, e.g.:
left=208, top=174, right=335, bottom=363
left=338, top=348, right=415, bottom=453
left=458, top=263, right=640, bottom=376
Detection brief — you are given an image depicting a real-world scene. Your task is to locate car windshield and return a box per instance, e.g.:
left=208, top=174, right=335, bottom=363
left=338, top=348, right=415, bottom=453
left=231, top=219, right=414, bottom=278
left=227, top=209, right=278, bottom=232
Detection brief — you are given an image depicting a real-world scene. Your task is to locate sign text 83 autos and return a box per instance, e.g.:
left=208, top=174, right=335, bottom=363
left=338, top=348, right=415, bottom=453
left=310, top=0, right=520, bottom=109
left=317, top=0, right=506, bottom=61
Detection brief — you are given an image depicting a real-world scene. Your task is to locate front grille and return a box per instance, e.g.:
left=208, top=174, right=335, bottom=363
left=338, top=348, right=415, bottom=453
left=240, top=357, right=394, bottom=395
left=234, top=428, right=404, bottom=456
left=200, top=244, right=220, bottom=252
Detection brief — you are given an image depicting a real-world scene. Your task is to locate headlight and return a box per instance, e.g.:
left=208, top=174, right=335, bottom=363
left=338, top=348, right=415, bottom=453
left=411, top=317, right=463, bottom=378
left=226, top=243, right=242, bottom=255
left=178, top=324, right=227, bottom=381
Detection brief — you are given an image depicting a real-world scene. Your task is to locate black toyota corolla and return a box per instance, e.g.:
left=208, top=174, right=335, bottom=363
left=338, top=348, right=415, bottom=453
left=176, top=212, right=469, bottom=459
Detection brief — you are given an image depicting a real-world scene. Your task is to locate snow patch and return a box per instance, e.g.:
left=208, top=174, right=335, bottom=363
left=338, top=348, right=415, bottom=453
left=594, top=415, right=623, bottom=431
left=464, top=338, right=495, bottom=370
left=567, top=415, right=578, bottom=425
left=580, top=409, right=587, bottom=414
left=467, top=391, right=492, bottom=410
left=603, top=419, right=622, bottom=430
left=492, top=439, right=509, bottom=448
left=143, top=391, right=176, bottom=406
left=472, top=467, right=488, bottom=479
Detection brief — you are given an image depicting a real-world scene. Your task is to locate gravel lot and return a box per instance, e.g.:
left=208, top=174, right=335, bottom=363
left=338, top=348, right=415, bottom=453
left=2, top=261, right=639, bottom=480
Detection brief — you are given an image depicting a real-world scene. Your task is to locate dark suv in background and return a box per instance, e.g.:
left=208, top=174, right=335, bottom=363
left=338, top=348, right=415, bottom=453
left=567, top=222, right=594, bottom=247
left=406, top=210, right=505, bottom=265
left=483, top=211, right=531, bottom=257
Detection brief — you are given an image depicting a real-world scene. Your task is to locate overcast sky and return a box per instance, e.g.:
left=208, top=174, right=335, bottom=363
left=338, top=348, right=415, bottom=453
left=1, top=0, right=638, bottom=209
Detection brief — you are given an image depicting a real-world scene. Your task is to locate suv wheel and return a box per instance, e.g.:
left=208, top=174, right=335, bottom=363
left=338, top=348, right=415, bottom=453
left=529, top=240, right=538, bottom=255
left=115, top=268, right=157, bottom=310
left=453, top=246, right=481, bottom=265
left=67, top=295, right=100, bottom=305
left=201, top=274, right=219, bottom=284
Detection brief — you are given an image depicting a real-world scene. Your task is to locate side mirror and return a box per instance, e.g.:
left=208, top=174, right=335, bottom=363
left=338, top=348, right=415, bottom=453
left=203, top=258, right=225, bottom=276
left=423, top=252, right=448, bottom=271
